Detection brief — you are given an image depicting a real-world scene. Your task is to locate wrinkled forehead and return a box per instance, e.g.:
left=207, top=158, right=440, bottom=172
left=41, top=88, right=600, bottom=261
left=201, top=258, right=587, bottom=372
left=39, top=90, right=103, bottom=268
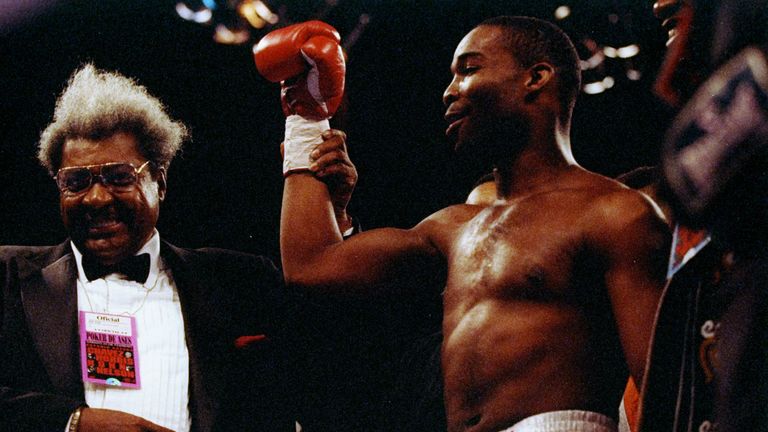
left=60, top=132, right=144, bottom=168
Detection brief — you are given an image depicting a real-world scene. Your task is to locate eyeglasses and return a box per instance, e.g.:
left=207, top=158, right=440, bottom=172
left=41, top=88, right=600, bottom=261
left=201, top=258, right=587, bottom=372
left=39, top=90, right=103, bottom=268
left=55, top=161, right=152, bottom=195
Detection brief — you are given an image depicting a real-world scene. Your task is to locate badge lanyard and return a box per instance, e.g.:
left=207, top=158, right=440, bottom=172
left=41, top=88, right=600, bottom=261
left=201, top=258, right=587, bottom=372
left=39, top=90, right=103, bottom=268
left=79, top=274, right=161, bottom=389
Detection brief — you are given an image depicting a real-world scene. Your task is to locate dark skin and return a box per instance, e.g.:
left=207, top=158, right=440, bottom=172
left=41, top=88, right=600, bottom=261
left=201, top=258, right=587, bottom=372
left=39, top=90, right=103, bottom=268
left=60, top=132, right=165, bottom=267
left=283, top=25, right=669, bottom=432
left=59, top=132, right=173, bottom=431
left=652, top=0, right=702, bottom=108
left=57, top=131, right=356, bottom=431
left=465, top=179, right=496, bottom=205
left=77, top=408, right=173, bottom=432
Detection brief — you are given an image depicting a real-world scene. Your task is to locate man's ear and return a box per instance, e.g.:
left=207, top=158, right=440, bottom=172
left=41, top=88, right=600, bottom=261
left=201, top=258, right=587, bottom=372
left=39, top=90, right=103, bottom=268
left=525, top=62, right=555, bottom=92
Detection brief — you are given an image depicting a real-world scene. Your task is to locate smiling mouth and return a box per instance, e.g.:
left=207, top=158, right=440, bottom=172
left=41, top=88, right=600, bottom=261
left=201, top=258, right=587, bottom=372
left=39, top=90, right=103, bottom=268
left=653, top=0, right=684, bottom=45
left=445, top=112, right=467, bottom=137
left=85, top=218, right=123, bottom=236
left=661, top=18, right=678, bottom=46
left=446, top=118, right=464, bottom=137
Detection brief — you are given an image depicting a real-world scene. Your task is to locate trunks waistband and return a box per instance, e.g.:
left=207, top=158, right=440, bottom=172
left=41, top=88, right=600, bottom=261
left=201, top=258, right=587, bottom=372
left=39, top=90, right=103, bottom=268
left=499, top=410, right=617, bottom=432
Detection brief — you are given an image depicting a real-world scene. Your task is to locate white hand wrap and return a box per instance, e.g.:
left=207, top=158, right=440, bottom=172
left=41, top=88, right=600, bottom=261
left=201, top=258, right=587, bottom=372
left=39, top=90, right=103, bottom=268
left=283, top=114, right=330, bottom=175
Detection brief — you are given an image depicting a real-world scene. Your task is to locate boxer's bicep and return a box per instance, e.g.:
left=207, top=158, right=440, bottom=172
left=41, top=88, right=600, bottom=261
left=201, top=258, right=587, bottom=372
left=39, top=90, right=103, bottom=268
left=601, top=196, right=670, bottom=386
left=281, top=174, right=438, bottom=295
left=296, top=227, right=439, bottom=294
left=606, top=258, right=665, bottom=386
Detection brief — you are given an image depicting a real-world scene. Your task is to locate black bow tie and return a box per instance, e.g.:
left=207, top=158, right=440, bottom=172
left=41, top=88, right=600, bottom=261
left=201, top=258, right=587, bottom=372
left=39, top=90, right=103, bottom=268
left=82, top=253, right=151, bottom=284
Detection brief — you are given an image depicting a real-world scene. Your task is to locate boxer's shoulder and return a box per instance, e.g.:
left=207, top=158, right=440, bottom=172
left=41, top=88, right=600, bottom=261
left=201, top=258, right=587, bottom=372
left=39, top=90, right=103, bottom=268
left=585, top=186, right=671, bottom=254
left=420, top=203, right=484, bottom=229
left=546, top=169, right=659, bottom=220
left=413, top=204, right=485, bottom=251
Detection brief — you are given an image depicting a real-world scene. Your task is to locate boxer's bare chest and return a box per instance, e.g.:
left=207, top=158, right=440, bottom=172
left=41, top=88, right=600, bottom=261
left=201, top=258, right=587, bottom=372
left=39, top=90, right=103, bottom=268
left=443, top=194, right=593, bottom=309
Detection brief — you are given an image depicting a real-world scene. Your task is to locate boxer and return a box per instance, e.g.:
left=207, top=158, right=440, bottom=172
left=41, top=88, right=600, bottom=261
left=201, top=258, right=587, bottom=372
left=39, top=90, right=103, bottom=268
left=256, top=17, right=669, bottom=432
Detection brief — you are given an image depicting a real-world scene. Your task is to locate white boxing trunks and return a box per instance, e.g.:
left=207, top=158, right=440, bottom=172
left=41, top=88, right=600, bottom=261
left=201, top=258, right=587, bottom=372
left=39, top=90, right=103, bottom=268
left=499, top=410, right=618, bottom=432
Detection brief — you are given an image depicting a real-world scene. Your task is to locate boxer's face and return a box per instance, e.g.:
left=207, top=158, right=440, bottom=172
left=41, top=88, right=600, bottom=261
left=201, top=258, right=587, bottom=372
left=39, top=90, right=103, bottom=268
left=58, top=132, right=165, bottom=265
left=443, top=25, right=529, bottom=153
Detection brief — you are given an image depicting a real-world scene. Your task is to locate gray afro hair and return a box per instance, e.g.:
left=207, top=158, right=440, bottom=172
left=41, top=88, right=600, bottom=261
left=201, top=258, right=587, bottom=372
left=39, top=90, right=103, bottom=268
left=38, top=64, right=189, bottom=175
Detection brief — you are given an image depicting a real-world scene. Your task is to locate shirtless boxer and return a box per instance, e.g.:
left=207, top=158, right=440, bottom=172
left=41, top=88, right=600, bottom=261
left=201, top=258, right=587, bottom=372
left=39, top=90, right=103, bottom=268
left=466, top=173, right=497, bottom=206
left=259, top=16, right=669, bottom=432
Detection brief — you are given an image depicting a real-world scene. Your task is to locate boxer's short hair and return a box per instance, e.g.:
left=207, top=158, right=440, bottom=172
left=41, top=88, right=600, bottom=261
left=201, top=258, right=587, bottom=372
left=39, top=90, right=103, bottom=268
left=478, top=16, right=582, bottom=122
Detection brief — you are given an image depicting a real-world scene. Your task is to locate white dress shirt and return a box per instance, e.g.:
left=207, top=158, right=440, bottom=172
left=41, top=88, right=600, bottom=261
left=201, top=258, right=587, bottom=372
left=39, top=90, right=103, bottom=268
left=70, top=230, right=191, bottom=431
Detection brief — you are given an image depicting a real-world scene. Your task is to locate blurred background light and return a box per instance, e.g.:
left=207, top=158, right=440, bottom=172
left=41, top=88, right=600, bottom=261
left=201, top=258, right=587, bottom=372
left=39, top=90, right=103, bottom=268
left=213, top=23, right=250, bottom=44
left=171, top=1, right=652, bottom=95
left=238, top=0, right=278, bottom=28
left=617, top=44, right=640, bottom=58
left=176, top=2, right=213, bottom=23
left=583, top=76, right=615, bottom=95
left=554, top=5, right=571, bottom=20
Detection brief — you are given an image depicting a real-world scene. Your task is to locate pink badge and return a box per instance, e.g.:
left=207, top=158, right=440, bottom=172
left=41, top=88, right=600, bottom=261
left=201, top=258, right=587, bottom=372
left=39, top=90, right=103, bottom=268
left=79, top=311, right=141, bottom=388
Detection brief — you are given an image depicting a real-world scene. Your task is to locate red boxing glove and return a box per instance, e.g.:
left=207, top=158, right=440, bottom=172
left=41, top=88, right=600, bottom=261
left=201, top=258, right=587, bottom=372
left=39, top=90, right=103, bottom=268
left=253, top=21, right=346, bottom=174
left=253, top=20, right=345, bottom=120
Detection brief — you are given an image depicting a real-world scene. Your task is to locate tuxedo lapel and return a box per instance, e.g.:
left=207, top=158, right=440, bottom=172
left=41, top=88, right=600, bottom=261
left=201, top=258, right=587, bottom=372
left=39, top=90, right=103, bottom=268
left=161, top=241, right=225, bottom=432
left=160, top=241, right=292, bottom=432
left=20, top=242, right=83, bottom=398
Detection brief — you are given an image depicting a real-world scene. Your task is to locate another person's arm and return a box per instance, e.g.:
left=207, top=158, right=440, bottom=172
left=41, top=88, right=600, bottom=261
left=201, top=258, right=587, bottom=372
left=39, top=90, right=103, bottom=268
left=76, top=408, right=172, bottom=432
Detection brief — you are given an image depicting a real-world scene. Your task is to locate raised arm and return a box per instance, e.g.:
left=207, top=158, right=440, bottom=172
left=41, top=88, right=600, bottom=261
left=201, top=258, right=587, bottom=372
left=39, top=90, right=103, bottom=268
left=254, top=21, right=441, bottom=295
left=281, top=130, right=441, bottom=294
left=253, top=19, right=446, bottom=419
left=598, top=190, right=671, bottom=386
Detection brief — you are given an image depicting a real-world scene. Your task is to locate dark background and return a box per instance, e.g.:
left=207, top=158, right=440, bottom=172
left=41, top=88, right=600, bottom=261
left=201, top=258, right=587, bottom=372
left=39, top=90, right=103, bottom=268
left=0, top=0, right=672, bottom=262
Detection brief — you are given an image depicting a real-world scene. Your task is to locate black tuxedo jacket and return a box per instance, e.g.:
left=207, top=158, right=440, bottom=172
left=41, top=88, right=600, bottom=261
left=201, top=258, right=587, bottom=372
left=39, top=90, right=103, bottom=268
left=0, top=240, right=297, bottom=432
left=639, top=244, right=768, bottom=432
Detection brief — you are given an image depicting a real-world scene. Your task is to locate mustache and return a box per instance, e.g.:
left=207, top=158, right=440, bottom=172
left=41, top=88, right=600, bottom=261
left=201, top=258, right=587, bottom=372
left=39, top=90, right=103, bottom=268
left=84, top=208, right=121, bottom=224
left=67, top=204, right=133, bottom=234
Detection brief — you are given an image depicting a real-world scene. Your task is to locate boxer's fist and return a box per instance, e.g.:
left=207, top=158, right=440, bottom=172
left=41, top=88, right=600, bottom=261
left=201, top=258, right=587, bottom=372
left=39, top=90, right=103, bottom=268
left=253, top=21, right=347, bottom=175
left=253, top=20, right=345, bottom=120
